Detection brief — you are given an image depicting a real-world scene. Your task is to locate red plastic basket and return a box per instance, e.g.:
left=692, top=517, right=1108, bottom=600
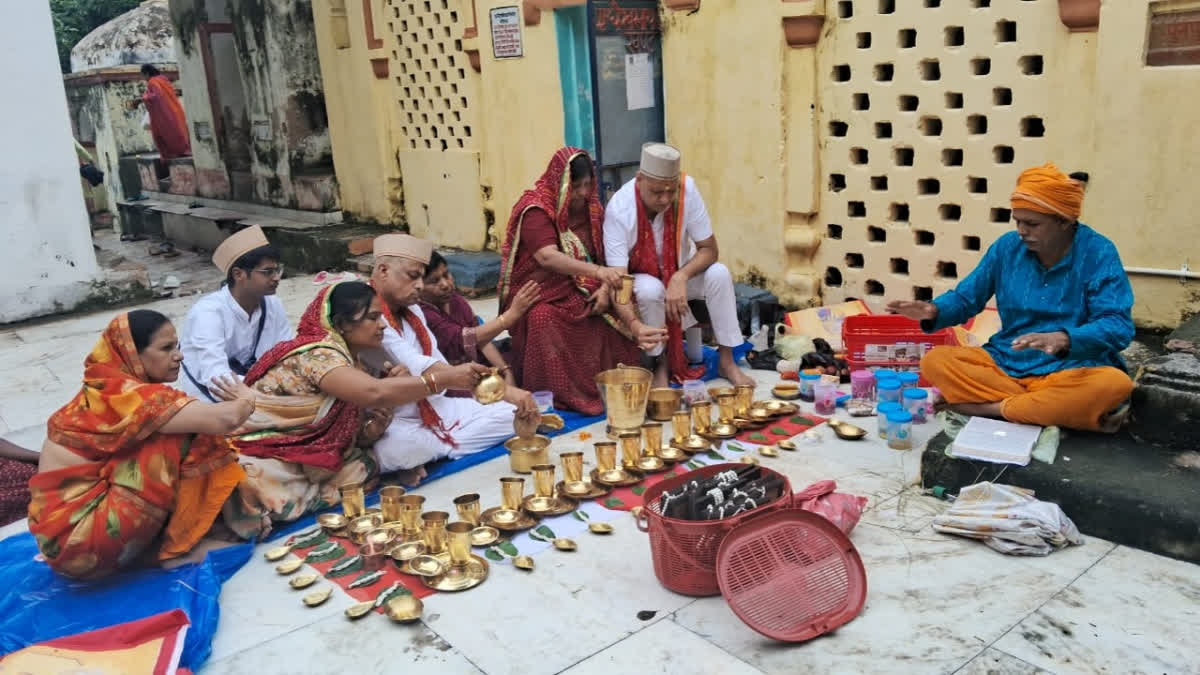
left=841, top=314, right=958, bottom=386
left=636, top=463, right=793, bottom=597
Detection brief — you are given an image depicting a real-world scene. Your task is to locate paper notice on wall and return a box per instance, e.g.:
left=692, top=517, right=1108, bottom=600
left=625, top=53, right=654, bottom=111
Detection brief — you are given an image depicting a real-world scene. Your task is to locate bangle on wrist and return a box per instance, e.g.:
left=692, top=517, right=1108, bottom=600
left=429, top=372, right=440, bottom=393
left=421, top=374, right=435, bottom=395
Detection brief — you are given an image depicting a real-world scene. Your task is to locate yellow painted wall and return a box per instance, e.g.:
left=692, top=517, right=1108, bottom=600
left=312, top=0, right=403, bottom=225
left=475, top=0, right=567, bottom=249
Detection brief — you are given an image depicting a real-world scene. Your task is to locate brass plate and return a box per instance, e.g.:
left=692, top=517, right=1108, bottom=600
left=657, top=446, right=688, bottom=462
left=289, top=573, right=319, bottom=589
left=469, top=526, right=500, bottom=547
left=636, top=456, right=670, bottom=473
left=264, top=545, right=292, bottom=562
left=385, top=595, right=424, bottom=623
left=275, top=558, right=303, bottom=575
left=522, top=494, right=577, bottom=517
left=747, top=407, right=772, bottom=421
left=345, top=601, right=375, bottom=620
left=480, top=506, right=538, bottom=532
left=390, top=540, right=426, bottom=562
left=557, top=479, right=611, bottom=500
left=671, top=435, right=711, bottom=453
left=588, top=522, right=614, bottom=535
left=513, top=555, right=535, bottom=570
left=552, top=538, right=577, bottom=551
left=590, top=467, right=644, bottom=488
left=421, top=555, right=489, bottom=592
left=704, top=423, right=738, bottom=440
left=317, top=513, right=349, bottom=531
left=302, top=587, right=333, bottom=607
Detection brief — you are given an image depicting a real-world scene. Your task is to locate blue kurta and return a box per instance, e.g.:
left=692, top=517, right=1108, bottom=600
left=925, top=224, right=1134, bottom=378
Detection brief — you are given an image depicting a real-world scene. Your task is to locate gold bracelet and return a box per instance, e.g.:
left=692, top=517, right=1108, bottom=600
left=429, top=372, right=439, bottom=393
left=421, top=374, right=435, bottom=395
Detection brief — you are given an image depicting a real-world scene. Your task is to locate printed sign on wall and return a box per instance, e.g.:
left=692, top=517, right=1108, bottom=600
left=490, top=6, right=523, bottom=59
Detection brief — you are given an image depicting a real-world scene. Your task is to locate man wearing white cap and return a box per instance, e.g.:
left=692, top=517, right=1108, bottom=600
left=369, top=234, right=540, bottom=480
left=603, top=143, right=753, bottom=388
left=179, top=225, right=294, bottom=401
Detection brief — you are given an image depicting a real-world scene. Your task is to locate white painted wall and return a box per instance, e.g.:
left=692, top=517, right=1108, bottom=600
left=0, top=2, right=100, bottom=323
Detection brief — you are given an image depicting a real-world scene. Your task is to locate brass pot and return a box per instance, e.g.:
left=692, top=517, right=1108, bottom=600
left=595, top=364, right=652, bottom=438
left=504, top=434, right=551, bottom=473
left=474, top=367, right=508, bottom=404
left=646, top=387, right=683, bottom=421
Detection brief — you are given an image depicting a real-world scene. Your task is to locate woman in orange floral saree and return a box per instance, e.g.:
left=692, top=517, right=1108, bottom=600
left=28, top=311, right=254, bottom=580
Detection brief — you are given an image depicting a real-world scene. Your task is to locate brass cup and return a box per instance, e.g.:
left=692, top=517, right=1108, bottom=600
left=691, top=401, right=713, bottom=434
left=618, top=432, right=642, bottom=468
left=716, top=393, right=736, bottom=424
left=671, top=410, right=691, bottom=443
left=595, top=365, right=652, bottom=437
left=616, top=274, right=634, bottom=304
left=594, top=441, right=618, bottom=472
left=421, top=511, right=449, bottom=555
left=530, top=463, right=556, bottom=498
left=453, top=493, right=482, bottom=526
left=361, top=542, right=389, bottom=572
left=561, top=451, right=585, bottom=483
left=734, top=384, right=755, bottom=417
left=642, top=423, right=663, bottom=458
left=499, top=477, right=525, bottom=510
left=397, top=494, right=426, bottom=539
left=445, top=521, right=475, bottom=568
left=379, top=485, right=406, bottom=522
left=339, top=482, right=366, bottom=519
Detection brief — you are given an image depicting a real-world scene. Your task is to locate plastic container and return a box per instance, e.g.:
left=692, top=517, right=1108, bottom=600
left=799, top=372, right=822, bottom=402
left=898, top=372, right=920, bottom=389
left=876, top=402, right=903, bottom=439
left=887, top=410, right=914, bottom=450
left=532, top=390, right=554, bottom=412
left=877, top=379, right=902, bottom=404
left=873, top=369, right=899, bottom=382
left=681, top=379, right=709, bottom=405
left=842, top=315, right=957, bottom=386
left=814, top=381, right=839, bottom=415
left=850, top=369, right=875, bottom=401
left=902, top=388, right=929, bottom=423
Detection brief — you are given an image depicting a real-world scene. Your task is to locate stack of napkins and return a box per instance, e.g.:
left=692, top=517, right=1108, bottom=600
left=950, top=417, right=1042, bottom=466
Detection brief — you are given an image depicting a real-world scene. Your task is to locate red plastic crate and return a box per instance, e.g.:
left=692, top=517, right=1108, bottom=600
left=841, top=314, right=958, bottom=386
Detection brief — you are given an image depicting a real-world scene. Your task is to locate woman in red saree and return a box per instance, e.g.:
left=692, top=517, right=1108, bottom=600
left=499, top=147, right=641, bottom=414
left=136, top=65, right=190, bottom=160
left=28, top=311, right=254, bottom=580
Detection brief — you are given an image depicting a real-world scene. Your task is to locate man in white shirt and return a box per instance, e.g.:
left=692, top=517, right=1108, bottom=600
left=179, top=225, right=294, bottom=401
left=603, top=143, right=753, bottom=388
left=369, top=234, right=540, bottom=479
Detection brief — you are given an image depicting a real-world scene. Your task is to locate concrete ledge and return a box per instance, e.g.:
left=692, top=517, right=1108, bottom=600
left=922, top=430, right=1200, bottom=564
left=142, top=190, right=342, bottom=225
left=442, top=249, right=501, bottom=298
left=1131, top=352, right=1200, bottom=448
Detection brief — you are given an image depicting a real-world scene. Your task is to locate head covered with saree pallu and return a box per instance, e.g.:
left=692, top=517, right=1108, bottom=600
left=499, top=146, right=611, bottom=314
left=232, top=283, right=364, bottom=471
left=29, top=313, right=241, bottom=579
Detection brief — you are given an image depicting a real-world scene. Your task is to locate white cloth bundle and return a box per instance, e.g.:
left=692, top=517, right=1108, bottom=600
left=932, top=482, right=1083, bottom=556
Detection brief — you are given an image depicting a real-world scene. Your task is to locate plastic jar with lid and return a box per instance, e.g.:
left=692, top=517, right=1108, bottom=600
left=902, top=388, right=930, bottom=423
left=876, top=402, right=903, bottom=439
left=850, top=369, right=876, bottom=401
left=887, top=410, right=914, bottom=450
left=897, top=371, right=920, bottom=389
left=874, top=369, right=898, bottom=381
left=799, top=372, right=821, bottom=402
left=877, top=378, right=902, bottom=404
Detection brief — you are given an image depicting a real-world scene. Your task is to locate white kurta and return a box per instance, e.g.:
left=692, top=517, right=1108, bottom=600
left=374, top=304, right=515, bottom=472
left=602, top=176, right=742, bottom=355
left=178, top=287, right=294, bottom=400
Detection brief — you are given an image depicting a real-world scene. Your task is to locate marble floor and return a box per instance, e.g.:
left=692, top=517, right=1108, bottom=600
left=1, top=277, right=1196, bottom=674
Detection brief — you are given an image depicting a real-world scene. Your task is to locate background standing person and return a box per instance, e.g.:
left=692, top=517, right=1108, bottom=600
left=131, top=64, right=190, bottom=161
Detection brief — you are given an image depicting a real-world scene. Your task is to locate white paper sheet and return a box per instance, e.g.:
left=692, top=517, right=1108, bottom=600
left=625, top=53, right=654, bottom=111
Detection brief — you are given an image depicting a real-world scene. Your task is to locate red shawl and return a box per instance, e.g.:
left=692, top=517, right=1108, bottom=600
left=143, top=75, right=190, bottom=160
left=236, top=285, right=363, bottom=470
left=628, top=175, right=704, bottom=383
left=378, top=297, right=459, bottom=448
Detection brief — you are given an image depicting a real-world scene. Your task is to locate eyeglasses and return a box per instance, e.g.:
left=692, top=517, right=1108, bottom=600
left=253, top=265, right=285, bottom=279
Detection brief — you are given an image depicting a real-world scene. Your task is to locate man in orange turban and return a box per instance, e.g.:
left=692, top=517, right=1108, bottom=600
left=889, top=164, right=1135, bottom=432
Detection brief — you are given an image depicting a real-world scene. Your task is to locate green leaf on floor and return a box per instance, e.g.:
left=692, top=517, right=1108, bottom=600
left=347, top=570, right=385, bottom=589
left=663, top=472, right=677, bottom=479
left=604, top=497, right=626, bottom=509
left=632, top=486, right=646, bottom=496
left=748, top=433, right=769, bottom=442
left=573, top=510, right=590, bottom=521
left=485, top=548, right=504, bottom=562
left=704, top=449, right=725, bottom=461
left=791, top=416, right=819, bottom=426
left=498, top=540, right=520, bottom=556
left=327, top=555, right=364, bottom=578
left=770, top=426, right=789, bottom=436
left=687, top=460, right=704, bottom=470
left=726, top=442, right=746, bottom=452
left=534, top=524, right=557, bottom=540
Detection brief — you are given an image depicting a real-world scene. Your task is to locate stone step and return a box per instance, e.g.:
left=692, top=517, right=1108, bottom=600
left=349, top=249, right=502, bottom=298
left=921, top=430, right=1200, bottom=564
left=1130, top=352, right=1200, bottom=449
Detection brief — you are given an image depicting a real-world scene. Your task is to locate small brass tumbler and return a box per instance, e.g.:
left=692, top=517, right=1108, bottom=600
left=499, top=477, right=525, bottom=510
left=453, top=493, right=481, bottom=526
left=397, top=494, right=425, bottom=540
left=380, top=485, right=406, bottom=522
left=445, top=521, right=474, bottom=567
left=594, top=442, right=618, bottom=472
left=642, top=423, right=663, bottom=458
left=421, top=511, right=449, bottom=555
left=339, top=482, right=366, bottom=519
left=616, top=274, right=634, bottom=304
left=716, top=393, right=736, bottom=424
left=734, top=384, right=755, bottom=417
left=671, top=410, right=691, bottom=443
left=618, top=432, right=641, bottom=468
left=561, top=451, right=585, bottom=483
left=530, top=463, right=556, bottom=498
left=691, top=401, right=713, bottom=434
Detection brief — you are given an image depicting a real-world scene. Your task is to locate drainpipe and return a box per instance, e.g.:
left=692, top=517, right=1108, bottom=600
left=1124, top=263, right=1200, bottom=281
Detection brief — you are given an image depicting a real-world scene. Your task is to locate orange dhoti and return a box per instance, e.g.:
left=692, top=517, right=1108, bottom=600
left=921, top=346, right=1133, bottom=432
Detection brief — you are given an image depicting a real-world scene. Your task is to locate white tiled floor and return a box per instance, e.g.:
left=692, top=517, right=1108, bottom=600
left=2, top=275, right=1197, bottom=675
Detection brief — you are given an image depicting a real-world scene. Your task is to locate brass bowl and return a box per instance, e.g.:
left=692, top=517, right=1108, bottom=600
left=390, top=540, right=426, bottom=562
left=317, top=513, right=348, bottom=532
left=289, top=573, right=319, bottom=589
left=706, top=422, right=738, bottom=439
left=302, top=587, right=333, bottom=607
left=646, top=388, right=683, bottom=420
left=832, top=421, right=868, bottom=440
left=762, top=400, right=785, bottom=414
left=778, top=439, right=798, bottom=451
left=588, top=522, right=614, bottom=535
left=739, top=456, right=760, bottom=465
left=386, top=595, right=424, bottom=623
left=469, top=526, right=500, bottom=547
left=474, top=367, right=508, bottom=404
left=409, top=554, right=447, bottom=577
left=504, top=435, right=551, bottom=474
left=345, top=601, right=374, bottom=620
left=748, top=407, right=772, bottom=421
left=275, top=558, right=303, bottom=575
left=264, top=545, right=292, bottom=562
left=759, top=446, right=780, bottom=458
left=349, top=514, right=384, bottom=544
left=658, top=445, right=688, bottom=462
left=513, top=555, right=535, bottom=570
left=553, top=538, right=577, bottom=551
left=365, top=527, right=397, bottom=548
left=680, top=435, right=710, bottom=451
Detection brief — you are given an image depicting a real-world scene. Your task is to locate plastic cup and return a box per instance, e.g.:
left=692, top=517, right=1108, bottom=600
left=887, top=410, right=914, bottom=450
left=532, top=390, right=554, bottom=412
left=877, top=402, right=903, bottom=439
left=850, top=369, right=876, bottom=401
left=814, top=381, right=839, bottom=415
left=799, top=372, right=822, bottom=402
left=877, top=378, right=903, bottom=404
left=902, top=388, right=930, bottom=424
left=681, top=379, right=708, bottom=405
